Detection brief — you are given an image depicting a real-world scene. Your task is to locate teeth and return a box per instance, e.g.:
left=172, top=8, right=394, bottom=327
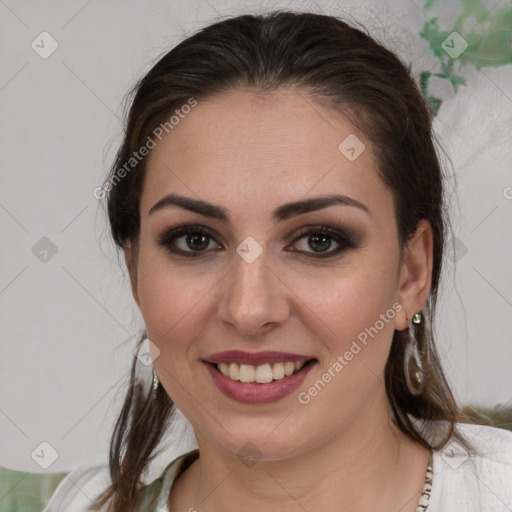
left=272, top=362, right=285, bottom=380
left=239, top=364, right=255, bottom=383
left=255, top=363, right=273, bottom=383
left=216, top=360, right=307, bottom=383
left=228, top=362, right=239, bottom=380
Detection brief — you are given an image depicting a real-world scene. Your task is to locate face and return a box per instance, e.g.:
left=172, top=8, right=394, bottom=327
left=126, top=88, right=426, bottom=461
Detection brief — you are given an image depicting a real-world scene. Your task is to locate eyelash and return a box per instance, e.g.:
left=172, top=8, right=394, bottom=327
left=157, top=223, right=361, bottom=259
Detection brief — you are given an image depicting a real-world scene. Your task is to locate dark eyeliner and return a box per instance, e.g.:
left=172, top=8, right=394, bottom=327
left=157, top=224, right=219, bottom=258
left=289, top=224, right=361, bottom=258
left=156, top=223, right=361, bottom=258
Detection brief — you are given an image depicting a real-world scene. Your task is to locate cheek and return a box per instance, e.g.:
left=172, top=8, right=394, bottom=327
left=135, top=251, right=213, bottom=358
left=308, top=249, right=398, bottom=326
left=301, top=248, right=400, bottom=375
left=136, top=262, right=217, bottom=410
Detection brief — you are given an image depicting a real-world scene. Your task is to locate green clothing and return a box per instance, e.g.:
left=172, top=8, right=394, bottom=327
left=130, top=449, right=199, bottom=511
left=0, top=466, right=68, bottom=512
left=0, top=449, right=199, bottom=512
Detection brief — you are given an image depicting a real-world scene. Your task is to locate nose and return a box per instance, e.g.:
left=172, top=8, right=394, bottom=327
left=217, top=247, right=290, bottom=338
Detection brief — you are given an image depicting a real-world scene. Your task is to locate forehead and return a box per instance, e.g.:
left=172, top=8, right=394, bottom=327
left=140, top=88, right=392, bottom=221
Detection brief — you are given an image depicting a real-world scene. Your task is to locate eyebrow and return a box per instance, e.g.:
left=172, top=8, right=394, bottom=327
left=148, top=193, right=370, bottom=222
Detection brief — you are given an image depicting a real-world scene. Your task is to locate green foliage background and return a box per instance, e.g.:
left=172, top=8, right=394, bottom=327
left=418, top=0, right=512, bottom=115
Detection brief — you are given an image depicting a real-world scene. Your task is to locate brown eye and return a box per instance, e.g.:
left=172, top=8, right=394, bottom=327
left=182, top=232, right=210, bottom=251
left=288, top=225, right=361, bottom=258
left=297, top=232, right=335, bottom=253
left=157, top=225, right=222, bottom=257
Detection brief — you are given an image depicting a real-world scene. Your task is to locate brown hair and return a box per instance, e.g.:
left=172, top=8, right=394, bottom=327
left=93, top=10, right=472, bottom=511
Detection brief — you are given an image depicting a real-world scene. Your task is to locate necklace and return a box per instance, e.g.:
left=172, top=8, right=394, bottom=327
left=415, top=452, right=433, bottom=511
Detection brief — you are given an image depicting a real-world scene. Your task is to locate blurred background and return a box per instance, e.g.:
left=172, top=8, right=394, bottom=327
left=1, top=0, right=511, bottom=480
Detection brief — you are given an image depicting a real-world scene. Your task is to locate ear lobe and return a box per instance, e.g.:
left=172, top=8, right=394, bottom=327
left=394, top=219, right=433, bottom=331
left=124, top=243, right=140, bottom=307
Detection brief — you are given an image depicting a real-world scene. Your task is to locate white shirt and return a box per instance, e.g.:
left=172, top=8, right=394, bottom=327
left=43, top=422, right=512, bottom=511
left=428, top=422, right=512, bottom=510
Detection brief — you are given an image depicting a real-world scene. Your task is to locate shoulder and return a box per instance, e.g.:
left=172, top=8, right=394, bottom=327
left=42, top=449, right=199, bottom=512
left=453, top=421, right=512, bottom=468
left=42, top=463, right=111, bottom=512
left=132, top=449, right=200, bottom=511
left=429, top=422, right=512, bottom=511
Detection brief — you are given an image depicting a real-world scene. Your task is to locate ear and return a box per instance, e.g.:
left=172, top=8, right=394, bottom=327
left=394, top=219, right=433, bottom=331
left=124, top=242, right=140, bottom=308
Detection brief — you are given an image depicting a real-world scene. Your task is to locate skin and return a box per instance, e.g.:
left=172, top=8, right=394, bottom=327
left=125, top=88, right=433, bottom=512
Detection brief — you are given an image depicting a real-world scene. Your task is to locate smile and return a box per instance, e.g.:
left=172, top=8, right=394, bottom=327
left=203, top=351, right=317, bottom=404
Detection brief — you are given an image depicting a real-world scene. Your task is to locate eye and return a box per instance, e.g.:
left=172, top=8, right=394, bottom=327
left=157, top=223, right=360, bottom=258
left=289, top=225, right=360, bottom=258
left=157, top=225, right=221, bottom=257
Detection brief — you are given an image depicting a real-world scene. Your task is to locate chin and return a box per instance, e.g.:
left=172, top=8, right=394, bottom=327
left=206, top=419, right=315, bottom=463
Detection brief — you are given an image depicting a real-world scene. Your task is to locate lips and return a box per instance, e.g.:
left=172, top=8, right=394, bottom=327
left=202, top=350, right=317, bottom=404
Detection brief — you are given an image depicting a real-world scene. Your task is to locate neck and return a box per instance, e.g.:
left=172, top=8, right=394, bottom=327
left=171, top=391, right=430, bottom=512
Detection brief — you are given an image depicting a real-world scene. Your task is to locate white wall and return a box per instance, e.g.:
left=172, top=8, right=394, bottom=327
left=1, top=0, right=511, bottom=474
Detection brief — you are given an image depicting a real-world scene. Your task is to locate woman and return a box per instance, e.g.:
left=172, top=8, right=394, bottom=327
left=44, top=9, right=512, bottom=512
